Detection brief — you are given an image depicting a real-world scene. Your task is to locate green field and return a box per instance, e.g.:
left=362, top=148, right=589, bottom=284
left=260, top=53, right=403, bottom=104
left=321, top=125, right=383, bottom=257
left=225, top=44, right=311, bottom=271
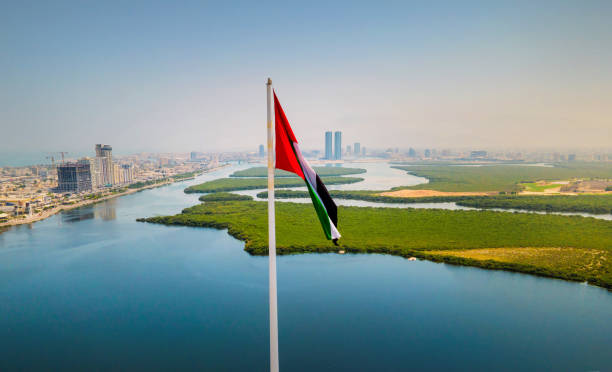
left=522, top=182, right=561, bottom=192
left=456, top=194, right=612, bottom=214
left=392, top=163, right=612, bottom=192
left=257, top=190, right=612, bottom=215
left=199, top=192, right=253, bottom=202
left=184, top=176, right=363, bottom=193
left=139, top=200, right=612, bottom=289
left=230, top=166, right=366, bottom=177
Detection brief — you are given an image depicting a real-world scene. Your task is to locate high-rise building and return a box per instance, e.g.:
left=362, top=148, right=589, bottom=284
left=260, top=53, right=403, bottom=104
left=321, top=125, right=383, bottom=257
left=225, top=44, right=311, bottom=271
left=362, top=147, right=366, bottom=157
left=354, top=143, right=361, bottom=156
left=81, top=157, right=100, bottom=189
left=424, top=149, right=431, bottom=158
left=334, top=131, right=342, bottom=160
left=57, top=162, right=92, bottom=193
left=325, top=131, right=333, bottom=159
left=121, top=164, right=134, bottom=184
left=346, top=145, right=351, bottom=156
left=113, top=163, right=125, bottom=185
left=95, top=144, right=114, bottom=186
left=259, top=144, right=265, bottom=157
left=408, top=148, right=417, bottom=157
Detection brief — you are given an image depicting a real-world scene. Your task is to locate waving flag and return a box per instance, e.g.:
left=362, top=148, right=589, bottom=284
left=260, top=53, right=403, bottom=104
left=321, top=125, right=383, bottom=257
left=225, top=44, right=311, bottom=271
left=274, top=92, right=341, bottom=244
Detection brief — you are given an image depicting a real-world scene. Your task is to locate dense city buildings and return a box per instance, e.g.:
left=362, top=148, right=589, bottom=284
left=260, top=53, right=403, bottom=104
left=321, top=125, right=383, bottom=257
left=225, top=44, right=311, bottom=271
left=334, top=131, right=342, bottom=160
left=57, top=162, right=92, bottom=193
left=325, top=131, right=333, bottom=160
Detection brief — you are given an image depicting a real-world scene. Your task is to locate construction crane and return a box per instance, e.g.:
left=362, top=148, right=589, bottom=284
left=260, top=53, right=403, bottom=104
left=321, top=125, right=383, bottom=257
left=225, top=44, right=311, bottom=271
left=58, top=152, right=69, bottom=164
left=46, top=152, right=69, bottom=166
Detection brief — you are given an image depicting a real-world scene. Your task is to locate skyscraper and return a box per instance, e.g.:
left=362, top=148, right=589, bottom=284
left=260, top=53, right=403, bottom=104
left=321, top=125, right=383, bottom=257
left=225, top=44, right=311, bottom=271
left=95, top=144, right=114, bottom=186
left=57, top=162, right=92, bottom=193
left=259, top=144, right=265, bottom=157
left=325, top=131, right=333, bottom=160
left=334, top=131, right=342, bottom=160
left=121, top=164, right=134, bottom=184
left=354, top=142, right=361, bottom=156
left=81, top=157, right=100, bottom=189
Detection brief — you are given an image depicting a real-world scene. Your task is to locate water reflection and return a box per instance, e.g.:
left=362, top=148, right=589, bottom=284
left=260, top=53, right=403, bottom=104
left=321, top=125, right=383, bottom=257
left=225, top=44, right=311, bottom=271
left=61, top=208, right=95, bottom=223
left=94, top=199, right=117, bottom=221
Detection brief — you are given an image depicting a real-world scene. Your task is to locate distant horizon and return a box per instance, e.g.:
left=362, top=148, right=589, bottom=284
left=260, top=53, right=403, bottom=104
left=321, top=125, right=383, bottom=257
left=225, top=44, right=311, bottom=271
left=2, top=1, right=611, bottom=152
left=2, top=145, right=611, bottom=168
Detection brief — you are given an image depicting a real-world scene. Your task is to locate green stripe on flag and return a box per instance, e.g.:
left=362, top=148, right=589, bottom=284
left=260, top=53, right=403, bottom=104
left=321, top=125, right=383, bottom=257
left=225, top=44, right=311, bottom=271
left=305, top=180, right=332, bottom=240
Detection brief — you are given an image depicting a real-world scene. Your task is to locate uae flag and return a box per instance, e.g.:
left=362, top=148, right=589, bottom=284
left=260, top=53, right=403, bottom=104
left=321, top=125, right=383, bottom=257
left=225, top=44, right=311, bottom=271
left=274, top=92, right=341, bottom=244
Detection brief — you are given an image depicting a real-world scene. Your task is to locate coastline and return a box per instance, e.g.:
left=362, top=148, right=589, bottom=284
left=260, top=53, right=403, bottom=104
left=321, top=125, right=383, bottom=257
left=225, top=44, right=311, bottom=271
left=0, top=164, right=229, bottom=231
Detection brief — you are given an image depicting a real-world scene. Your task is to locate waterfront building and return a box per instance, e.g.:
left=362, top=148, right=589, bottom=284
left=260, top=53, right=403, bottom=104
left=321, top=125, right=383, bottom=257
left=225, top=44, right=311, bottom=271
left=362, top=147, right=366, bottom=157
left=81, top=157, right=101, bottom=189
left=259, top=144, right=265, bottom=157
left=57, top=162, right=92, bottom=193
left=346, top=145, right=351, bottom=156
left=325, top=131, right=333, bottom=159
left=121, top=164, right=134, bottom=184
left=408, top=148, right=417, bottom=157
left=424, top=149, right=431, bottom=158
left=334, top=131, right=342, bottom=160
left=354, top=143, right=361, bottom=156
left=95, top=144, right=114, bottom=186
left=113, top=163, right=124, bottom=185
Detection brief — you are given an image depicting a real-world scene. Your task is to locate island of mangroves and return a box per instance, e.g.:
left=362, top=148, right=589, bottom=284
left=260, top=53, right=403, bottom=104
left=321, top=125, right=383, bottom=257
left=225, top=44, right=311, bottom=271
left=140, top=163, right=612, bottom=290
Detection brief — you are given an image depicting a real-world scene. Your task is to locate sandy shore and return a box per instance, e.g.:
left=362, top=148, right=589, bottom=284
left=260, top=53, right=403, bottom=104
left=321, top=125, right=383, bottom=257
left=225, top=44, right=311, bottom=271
left=0, top=164, right=229, bottom=230
left=379, top=189, right=493, bottom=198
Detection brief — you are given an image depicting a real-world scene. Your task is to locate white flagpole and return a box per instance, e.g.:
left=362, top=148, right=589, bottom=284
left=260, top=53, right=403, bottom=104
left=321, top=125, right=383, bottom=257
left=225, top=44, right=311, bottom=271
left=266, top=78, right=279, bottom=372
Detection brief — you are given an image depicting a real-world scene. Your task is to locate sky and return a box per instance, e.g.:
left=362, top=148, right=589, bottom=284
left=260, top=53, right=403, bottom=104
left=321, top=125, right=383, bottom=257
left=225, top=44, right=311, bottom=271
left=1, top=0, right=611, bottom=156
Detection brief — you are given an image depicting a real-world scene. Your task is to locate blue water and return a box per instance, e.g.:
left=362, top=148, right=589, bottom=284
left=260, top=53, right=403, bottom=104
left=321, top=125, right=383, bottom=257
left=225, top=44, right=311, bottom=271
left=1, top=165, right=611, bottom=371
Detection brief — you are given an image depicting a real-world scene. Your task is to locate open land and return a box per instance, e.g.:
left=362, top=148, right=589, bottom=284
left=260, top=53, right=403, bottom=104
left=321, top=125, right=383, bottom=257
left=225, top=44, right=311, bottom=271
left=391, top=163, right=612, bottom=193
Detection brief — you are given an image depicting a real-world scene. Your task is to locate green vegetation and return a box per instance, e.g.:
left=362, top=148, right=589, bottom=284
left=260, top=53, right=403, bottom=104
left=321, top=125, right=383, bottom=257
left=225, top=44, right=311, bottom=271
left=607, top=186, right=612, bottom=191
left=522, top=182, right=561, bottom=192
left=184, top=176, right=364, bottom=193
left=173, top=171, right=201, bottom=180
left=456, top=194, right=612, bottom=214
left=258, top=189, right=468, bottom=203
left=84, top=193, right=104, bottom=200
left=259, top=190, right=612, bottom=215
left=138, top=200, right=612, bottom=289
left=199, top=192, right=253, bottom=202
left=392, top=162, right=612, bottom=192
left=128, top=179, right=166, bottom=189
left=231, top=166, right=366, bottom=178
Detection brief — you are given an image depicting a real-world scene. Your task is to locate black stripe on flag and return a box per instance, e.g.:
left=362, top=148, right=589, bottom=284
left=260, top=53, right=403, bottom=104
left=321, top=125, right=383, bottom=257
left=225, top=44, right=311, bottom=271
left=315, top=174, right=338, bottom=228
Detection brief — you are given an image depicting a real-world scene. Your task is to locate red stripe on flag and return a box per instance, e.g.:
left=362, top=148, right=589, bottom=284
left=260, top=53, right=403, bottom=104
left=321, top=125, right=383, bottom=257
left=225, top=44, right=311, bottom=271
left=274, top=92, right=305, bottom=180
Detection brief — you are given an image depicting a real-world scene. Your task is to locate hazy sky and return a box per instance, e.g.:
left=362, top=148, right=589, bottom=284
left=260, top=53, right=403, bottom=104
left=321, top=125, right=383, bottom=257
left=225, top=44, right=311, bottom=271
left=1, top=0, right=611, bottom=154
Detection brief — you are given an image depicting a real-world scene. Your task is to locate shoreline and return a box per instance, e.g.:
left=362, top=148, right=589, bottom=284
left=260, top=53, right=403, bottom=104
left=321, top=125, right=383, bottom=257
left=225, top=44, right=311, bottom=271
left=0, top=164, right=229, bottom=231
